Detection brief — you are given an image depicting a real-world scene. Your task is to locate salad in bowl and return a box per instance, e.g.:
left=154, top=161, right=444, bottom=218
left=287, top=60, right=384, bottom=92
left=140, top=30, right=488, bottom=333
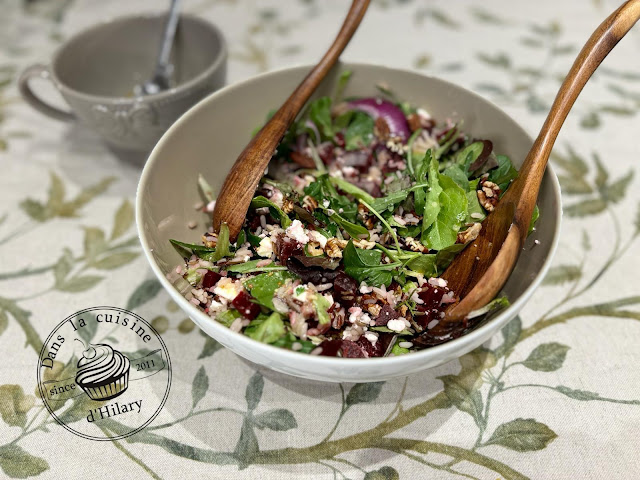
left=168, top=72, right=537, bottom=359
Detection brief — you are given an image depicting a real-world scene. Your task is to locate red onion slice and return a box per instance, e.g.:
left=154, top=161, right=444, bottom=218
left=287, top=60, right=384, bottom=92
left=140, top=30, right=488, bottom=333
left=346, top=98, right=410, bottom=140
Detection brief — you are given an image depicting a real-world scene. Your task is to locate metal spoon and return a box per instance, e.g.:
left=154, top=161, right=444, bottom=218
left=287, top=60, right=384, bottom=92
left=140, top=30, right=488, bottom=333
left=136, top=0, right=182, bottom=96
left=440, top=0, right=640, bottom=324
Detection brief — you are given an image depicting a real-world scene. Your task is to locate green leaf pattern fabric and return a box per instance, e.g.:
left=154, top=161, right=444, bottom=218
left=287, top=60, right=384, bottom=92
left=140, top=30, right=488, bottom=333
left=0, top=1, right=639, bottom=479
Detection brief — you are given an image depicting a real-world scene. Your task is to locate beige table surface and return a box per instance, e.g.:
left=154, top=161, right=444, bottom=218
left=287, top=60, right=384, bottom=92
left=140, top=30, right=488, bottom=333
left=1, top=0, right=639, bottom=478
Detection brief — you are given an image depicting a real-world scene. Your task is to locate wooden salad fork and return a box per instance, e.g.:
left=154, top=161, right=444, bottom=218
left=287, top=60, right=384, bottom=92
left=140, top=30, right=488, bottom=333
left=212, top=0, right=370, bottom=239
left=442, top=0, right=640, bottom=322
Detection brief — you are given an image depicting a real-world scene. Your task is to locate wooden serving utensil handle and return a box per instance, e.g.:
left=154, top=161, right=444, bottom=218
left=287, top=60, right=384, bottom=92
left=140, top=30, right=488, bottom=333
left=443, top=0, right=640, bottom=321
left=213, top=0, right=370, bottom=239
left=508, top=0, right=640, bottom=241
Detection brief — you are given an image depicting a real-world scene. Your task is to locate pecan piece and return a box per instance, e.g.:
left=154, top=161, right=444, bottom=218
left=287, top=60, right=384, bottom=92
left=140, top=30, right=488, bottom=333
left=357, top=202, right=375, bottom=229
left=457, top=223, right=482, bottom=244
left=325, top=238, right=348, bottom=258
left=477, top=174, right=500, bottom=212
left=290, top=151, right=315, bottom=168
left=202, top=234, right=217, bottom=248
left=306, top=241, right=324, bottom=257
left=353, top=239, right=376, bottom=250
left=374, top=117, right=391, bottom=141
left=404, top=236, right=427, bottom=253
left=281, top=197, right=294, bottom=214
left=302, top=195, right=318, bottom=212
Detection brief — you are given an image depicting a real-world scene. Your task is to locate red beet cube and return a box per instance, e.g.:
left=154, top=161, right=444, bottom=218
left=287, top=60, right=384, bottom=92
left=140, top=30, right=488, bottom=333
left=202, top=271, right=222, bottom=289
left=231, top=290, right=261, bottom=320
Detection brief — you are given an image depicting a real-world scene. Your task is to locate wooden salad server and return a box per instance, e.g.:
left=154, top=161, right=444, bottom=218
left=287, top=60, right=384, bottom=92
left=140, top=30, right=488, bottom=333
left=212, top=0, right=370, bottom=240
left=442, top=0, right=640, bottom=322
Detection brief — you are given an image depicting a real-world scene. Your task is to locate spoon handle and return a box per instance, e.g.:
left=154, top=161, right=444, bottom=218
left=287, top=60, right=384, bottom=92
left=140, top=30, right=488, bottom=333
left=213, top=0, right=370, bottom=238
left=507, top=0, right=640, bottom=238
left=443, top=0, right=640, bottom=322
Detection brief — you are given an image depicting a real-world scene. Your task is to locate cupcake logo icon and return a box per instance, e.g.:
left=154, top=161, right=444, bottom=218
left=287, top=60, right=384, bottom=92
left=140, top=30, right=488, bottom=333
left=75, top=342, right=130, bottom=401
left=37, top=306, right=171, bottom=441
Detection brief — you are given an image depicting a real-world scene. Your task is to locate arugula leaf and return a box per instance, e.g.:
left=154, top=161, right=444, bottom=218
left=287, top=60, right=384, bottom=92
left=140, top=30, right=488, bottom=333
left=413, top=149, right=435, bottom=214
left=343, top=240, right=398, bottom=287
left=171, top=224, right=232, bottom=262
left=344, top=112, right=375, bottom=150
left=489, top=154, right=518, bottom=191
left=245, top=312, right=286, bottom=343
left=369, top=189, right=412, bottom=213
left=334, top=110, right=354, bottom=130
left=334, top=70, right=352, bottom=103
left=329, top=177, right=375, bottom=204
left=309, top=97, right=334, bottom=139
left=329, top=211, right=369, bottom=239
left=313, top=294, right=332, bottom=325
left=455, top=141, right=485, bottom=173
left=406, top=128, right=424, bottom=178
left=251, top=196, right=292, bottom=228
left=421, top=154, right=443, bottom=233
left=215, top=309, right=242, bottom=327
left=434, top=243, right=466, bottom=271
left=227, top=260, right=288, bottom=274
left=435, top=127, right=459, bottom=159
left=466, top=178, right=486, bottom=223
left=244, top=271, right=295, bottom=309
left=467, top=296, right=510, bottom=319
left=405, top=254, right=438, bottom=276
left=443, top=164, right=469, bottom=190
left=272, top=332, right=315, bottom=353
left=200, top=223, right=231, bottom=262
left=170, top=239, right=216, bottom=257
left=529, top=205, right=540, bottom=234
left=246, top=230, right=262, bottom=247
left=305, top=175, right=357, bottom=221
left=422, top=175, right=468, bottom=250
left=198, top=174, right=214, bottom=202
left=391, top=343, right=410, bottom=355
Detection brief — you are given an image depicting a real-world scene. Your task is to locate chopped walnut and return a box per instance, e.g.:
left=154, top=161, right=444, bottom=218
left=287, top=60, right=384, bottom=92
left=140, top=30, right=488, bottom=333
left=404, top=236, right=427, bottom=253
left=306, top=241, right=324, bottom=256
left=406, top=113, right=436, bottom=132
left=353, top=239, right=376, bottom=250
left=457, top=223, right=482, bottom=244
left=357, top=202, right=375, bottom=229
left=366, top=303, right=382, bottom=317
left=202, top=234, right=217, bottom=248
left=302, top=195, right=318, bottom=212
left=325, top=238, right=348, bottom=258
left=477, top=175, right=500, bottom=212
left=407, top=113, right=421, bottom=132
left=281, top=198, right=294, bottom=214
left=374, top=117, right=391, bottom=141
left=398, top=305, right=408, bottom=317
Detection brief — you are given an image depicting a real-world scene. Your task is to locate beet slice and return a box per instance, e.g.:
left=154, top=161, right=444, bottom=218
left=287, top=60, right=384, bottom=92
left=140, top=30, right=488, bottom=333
left=231, top=290, right=261, bottom=320
left=202, top=271, right=221, bottom=289
left=375, top=304, right=400, bottom=326
left=333, top=271, right=358, bottom=308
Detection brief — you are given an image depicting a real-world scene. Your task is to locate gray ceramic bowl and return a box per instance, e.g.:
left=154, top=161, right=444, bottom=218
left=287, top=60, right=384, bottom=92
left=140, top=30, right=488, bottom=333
left=19, top=13, right=227, bottom=152
left=136, top=63, right=562, bottom=382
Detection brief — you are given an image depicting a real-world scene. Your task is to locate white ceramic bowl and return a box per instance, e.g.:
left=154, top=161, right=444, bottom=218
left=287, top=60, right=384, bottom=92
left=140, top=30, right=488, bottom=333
left=136, top=63, right=562, bottom=383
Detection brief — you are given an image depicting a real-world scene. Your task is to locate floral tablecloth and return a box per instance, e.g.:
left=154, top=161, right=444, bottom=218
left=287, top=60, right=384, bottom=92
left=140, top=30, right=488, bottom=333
left=1, top=1, right=639, bottom=479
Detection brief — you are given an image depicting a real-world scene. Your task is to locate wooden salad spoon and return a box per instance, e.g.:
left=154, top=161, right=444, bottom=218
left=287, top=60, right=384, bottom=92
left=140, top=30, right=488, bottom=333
left=213, top=0, right=370, bottom=239
left=442, top=0, right=640, bottom=322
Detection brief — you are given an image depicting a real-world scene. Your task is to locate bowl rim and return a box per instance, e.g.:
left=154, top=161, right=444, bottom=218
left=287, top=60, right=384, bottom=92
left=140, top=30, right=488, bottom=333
left=49, top=12, right=228, bottom=104
left=136, top=61, right=562, bottom=368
